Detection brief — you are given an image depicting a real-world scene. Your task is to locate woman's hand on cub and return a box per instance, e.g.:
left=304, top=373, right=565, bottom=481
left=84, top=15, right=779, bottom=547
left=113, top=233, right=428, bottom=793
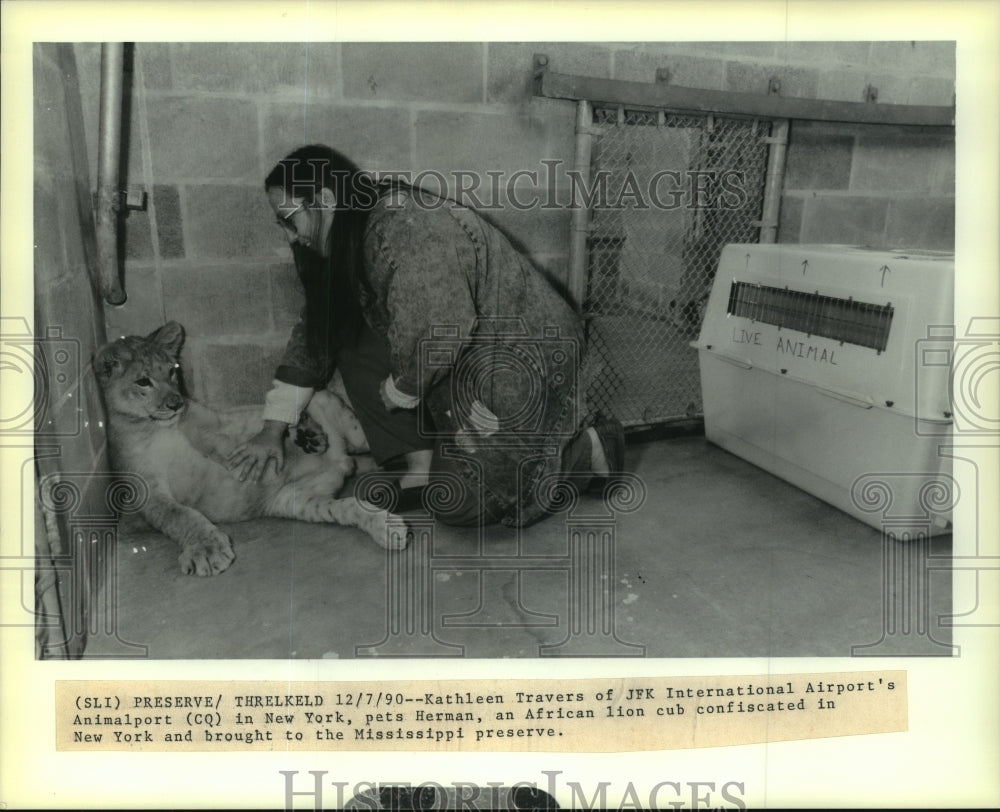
left=228, top=420, right=287, bottom=482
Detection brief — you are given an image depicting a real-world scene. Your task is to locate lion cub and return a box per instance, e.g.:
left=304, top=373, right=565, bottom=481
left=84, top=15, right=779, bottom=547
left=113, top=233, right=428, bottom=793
left=96, top=322, right=406, bottom=576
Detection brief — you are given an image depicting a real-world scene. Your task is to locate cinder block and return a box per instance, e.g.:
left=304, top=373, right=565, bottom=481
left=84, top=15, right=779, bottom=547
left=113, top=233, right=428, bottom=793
left=136, top=43, right=172, bottom=89
left=153, top=185, right=184, bottom=258
left=184, top=184, right=284, bottom=259
left=488, top=42, right=612, bottom=103
left=818, top=69, right=928, bottom=106
left=103, top=264, right=165, bottom=341
left=931, top=138, right=955, bottom=195
left=725, top=63, right=819, bottom=99
left=817, top=70, right=868, bottom=103
left=800, top=194, right=889, bottom=245
left=342, top=43, right=483, bottom=103
left=262, top=341, right=292, bottom=390
left=869, top=41, right=955, bottom=78
left=395, top=154, right=573, bottom=214
left=415, top=107, right=575, bottom=181
left=781, top=41, right=870, bottom=67
left=146, top=97, right=258, bottom=180
left=161, top=264, right=273, bottom=338
left=611, top=43, right=676, bottom=82
left=189, top=340, right=272, bottom=409
left=268, top=263, right=306, bottom=334
left=302, top=44, right=342, bottom=101
left=884, top=198, right=954, bottom=251
left=777, top=194, right=804, bottom=243
left=262, top=103, right=412, bottom=176
left=686, top=42, right=780, bottom=60
left=851, top=135, right=951, bottom=192
left=908, top=76, right=955, bottom=107
left=170, top=43, right=340, bottom=98
left=122, top=208, right=154, bottom=261
left=614, top=49, right=725, bottom=90
left=784, top=127, right=854, bottom=190
left=858, top=72, right=911, bottom=105
left=660, top=54, right=726, bottom=91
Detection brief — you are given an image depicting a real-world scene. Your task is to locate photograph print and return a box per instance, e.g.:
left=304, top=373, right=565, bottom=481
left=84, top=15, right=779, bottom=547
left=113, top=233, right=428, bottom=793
left=30, top=40, right=958, bottom=661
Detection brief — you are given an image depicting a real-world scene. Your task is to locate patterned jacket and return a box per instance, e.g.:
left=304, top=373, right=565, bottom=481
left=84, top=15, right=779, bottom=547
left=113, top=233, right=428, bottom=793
left=272, top=186, right=585, bottom=434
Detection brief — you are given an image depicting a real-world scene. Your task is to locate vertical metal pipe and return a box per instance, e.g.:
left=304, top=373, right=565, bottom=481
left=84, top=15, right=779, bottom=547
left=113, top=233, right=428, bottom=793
left=96, top=43, right=127, bottom=305
left=759, top=118, right=789, bottom=244
left=568, top=99, right=595, bottom=308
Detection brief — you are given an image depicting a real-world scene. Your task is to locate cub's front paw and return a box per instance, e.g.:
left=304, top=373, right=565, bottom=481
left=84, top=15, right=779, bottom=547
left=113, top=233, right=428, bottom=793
left=179, top=531, right=235, bottom=576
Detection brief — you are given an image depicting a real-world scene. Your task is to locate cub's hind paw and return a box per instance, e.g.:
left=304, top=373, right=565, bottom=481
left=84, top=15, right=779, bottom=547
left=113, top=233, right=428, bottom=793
left=294, top=414, right=329, bottom=455
left=370, top=512, right=411, bottom=551
left=179, top=532, right=235, bottom=576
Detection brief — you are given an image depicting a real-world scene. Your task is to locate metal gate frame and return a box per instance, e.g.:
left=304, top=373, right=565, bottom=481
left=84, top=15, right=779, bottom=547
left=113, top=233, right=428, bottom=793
left=533, top=55, right=955, bottom=429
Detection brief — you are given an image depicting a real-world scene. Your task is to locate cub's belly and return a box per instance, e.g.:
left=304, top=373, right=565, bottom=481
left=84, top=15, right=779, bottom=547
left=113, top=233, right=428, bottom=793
left=166, top=452, right=265, bottom=523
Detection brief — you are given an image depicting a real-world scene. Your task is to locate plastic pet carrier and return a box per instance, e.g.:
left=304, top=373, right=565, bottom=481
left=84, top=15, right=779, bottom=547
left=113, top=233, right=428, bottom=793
left=694, top=243, right=955, bottom=537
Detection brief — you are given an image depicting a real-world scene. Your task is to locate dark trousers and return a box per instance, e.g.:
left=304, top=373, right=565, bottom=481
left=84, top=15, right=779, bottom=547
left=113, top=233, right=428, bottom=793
left=339, top=325, right=592, bottom=527
left=338, top=325, right=502, bottom=525
left=336, top=324, right=432, bottom=465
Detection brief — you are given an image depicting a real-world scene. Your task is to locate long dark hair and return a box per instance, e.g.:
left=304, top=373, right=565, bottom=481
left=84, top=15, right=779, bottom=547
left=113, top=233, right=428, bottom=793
left=265, top=145, right=380, bottom=359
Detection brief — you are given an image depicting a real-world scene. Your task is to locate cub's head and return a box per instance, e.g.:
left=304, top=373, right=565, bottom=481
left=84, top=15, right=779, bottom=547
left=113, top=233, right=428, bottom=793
left=95, top=322, right=187, bottom=423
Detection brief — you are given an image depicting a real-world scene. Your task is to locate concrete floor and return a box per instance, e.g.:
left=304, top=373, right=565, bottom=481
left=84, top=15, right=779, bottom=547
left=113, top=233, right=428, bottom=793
left=92, top=437, right=954, bottom=659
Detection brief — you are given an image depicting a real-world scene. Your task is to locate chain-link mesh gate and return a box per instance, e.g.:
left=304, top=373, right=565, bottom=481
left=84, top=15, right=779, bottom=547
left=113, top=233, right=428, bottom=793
left=582, top=107, right=771, bottom=426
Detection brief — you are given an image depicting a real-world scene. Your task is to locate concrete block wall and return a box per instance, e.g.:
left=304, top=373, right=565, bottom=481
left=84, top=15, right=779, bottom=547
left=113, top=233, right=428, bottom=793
left=70, top=41, right=953, bottom=408
left=779, top=120, right=955, bottom=247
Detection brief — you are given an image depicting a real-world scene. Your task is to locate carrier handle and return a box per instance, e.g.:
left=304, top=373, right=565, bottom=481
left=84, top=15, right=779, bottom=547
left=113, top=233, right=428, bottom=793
left=691, top=342, right=754, bottom=370
left=814, top=385, right=875, bottom=409
left=709, top=350, right=753, bottom=370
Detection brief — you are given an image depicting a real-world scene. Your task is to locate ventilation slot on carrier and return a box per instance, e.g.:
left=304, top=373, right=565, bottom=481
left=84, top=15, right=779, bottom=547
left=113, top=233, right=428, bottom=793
left=727, top=282, right=894, bottom=352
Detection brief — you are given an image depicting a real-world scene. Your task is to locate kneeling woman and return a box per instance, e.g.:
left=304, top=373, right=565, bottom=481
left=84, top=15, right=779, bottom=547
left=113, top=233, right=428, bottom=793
left=229, top=144, right=623, bottom=526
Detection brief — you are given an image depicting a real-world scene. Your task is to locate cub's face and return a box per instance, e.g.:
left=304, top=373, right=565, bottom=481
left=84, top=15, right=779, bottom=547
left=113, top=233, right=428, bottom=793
left=96, top=322, right=187, bottom=423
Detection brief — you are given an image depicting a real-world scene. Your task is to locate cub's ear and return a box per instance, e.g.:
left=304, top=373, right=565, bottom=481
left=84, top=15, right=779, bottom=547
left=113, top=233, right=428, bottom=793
left=94, top=341, right=128, bottom=381
left=147, top=322, right=185, bottom=359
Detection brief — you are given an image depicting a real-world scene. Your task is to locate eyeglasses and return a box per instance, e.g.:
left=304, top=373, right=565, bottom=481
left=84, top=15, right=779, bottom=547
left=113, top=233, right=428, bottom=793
left=280, top=201, right=306, bottom=222
left=276, top=201, right=307, bottom=236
